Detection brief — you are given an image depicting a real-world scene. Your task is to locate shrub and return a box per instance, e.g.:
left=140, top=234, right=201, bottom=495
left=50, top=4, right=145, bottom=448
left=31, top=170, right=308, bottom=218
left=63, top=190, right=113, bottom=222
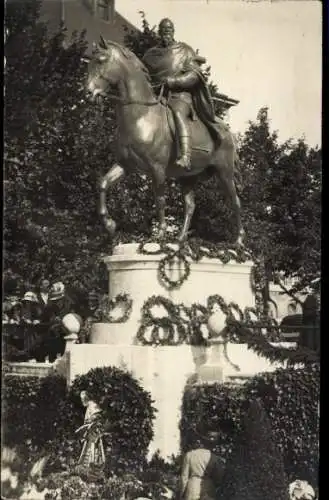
left=43, top=471, right=174, bottom=500
left=217, top=398, right=289, bottom=500
left=180, top=383, right=246, bottom=457
left=180, top=365, right=319, bottom=487
left=2, top=374, right=81, bottom=475
left=245, top=365, right=319, bottom=485
left=2, top=375, right=43, bottom=447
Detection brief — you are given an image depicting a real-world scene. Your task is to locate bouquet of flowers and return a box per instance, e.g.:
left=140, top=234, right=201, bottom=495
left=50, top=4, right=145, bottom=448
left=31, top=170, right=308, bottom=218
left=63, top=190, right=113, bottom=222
left=289, top=480, right=316, bottom=500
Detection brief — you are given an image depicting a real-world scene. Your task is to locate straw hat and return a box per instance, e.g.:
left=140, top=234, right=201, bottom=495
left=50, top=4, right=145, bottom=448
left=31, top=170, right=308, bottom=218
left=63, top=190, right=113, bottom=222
left=22, top=291, right=38, bottom=303
left=49, top=282, right=65, bottom=301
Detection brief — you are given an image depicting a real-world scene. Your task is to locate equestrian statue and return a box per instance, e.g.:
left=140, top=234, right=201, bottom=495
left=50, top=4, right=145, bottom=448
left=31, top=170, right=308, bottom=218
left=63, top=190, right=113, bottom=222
left=87, top=18, right=245, bottom=244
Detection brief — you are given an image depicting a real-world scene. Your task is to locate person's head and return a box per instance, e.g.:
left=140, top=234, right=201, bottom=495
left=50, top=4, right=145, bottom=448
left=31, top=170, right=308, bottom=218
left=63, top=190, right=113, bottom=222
left=192, top=429, right=220, bottom=450
left=49, top=282, right=65, bottom=302
left=88, top=291, right=99, bottom=312
left=287, top=303, right=297, bottom=316
left=158, top=18, right=175, bottom=47
left=11, top=302, right=22, bottom=319
left=80, top=391, right=90, bottom=407
left=39, top=279, right=50, bottom=294
left=22, top=292, right=38, bottom=306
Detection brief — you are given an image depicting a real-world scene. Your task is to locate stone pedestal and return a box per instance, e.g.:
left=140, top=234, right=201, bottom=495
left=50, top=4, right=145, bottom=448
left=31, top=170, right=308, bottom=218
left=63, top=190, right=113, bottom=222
left=82, top=243, right=256, bottom=457
left=62, top=243, right=258, bottom=457
left=90, top=243, right=254, bottom=345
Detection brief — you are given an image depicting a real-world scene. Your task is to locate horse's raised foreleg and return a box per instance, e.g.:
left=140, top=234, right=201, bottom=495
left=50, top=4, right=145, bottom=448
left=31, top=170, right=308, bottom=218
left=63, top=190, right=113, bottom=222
left=99, top=163, right=125, bottom=236
left=178, top=177, right=197, bottom=242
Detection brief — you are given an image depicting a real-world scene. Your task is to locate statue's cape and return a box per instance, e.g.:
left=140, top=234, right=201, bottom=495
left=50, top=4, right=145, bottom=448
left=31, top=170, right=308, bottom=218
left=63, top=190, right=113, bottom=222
left=143, top=42, right=221, bottom=144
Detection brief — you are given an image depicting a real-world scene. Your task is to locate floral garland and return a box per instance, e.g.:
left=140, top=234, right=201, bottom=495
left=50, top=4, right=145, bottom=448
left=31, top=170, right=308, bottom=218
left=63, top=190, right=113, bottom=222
left=137, top=238, right=253, bottom=290
left=136, top=294, right=319, bottom=366
left=94, top=293, right=133, bottom=324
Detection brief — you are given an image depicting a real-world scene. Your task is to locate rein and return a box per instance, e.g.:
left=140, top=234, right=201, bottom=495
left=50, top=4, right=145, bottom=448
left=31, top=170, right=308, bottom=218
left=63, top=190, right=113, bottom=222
left=98, top=75, right=165, bottom=107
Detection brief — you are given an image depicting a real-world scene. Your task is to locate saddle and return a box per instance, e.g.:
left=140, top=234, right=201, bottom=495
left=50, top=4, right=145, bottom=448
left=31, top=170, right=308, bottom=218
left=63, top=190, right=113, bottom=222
left=164, top=103, right=229, bottom=157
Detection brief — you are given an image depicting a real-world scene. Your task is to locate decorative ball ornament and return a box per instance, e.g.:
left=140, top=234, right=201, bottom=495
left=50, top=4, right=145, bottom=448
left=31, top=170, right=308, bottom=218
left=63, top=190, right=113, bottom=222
left=207, top=310, right=227, bottom=340
left=62, top=313, right=83, bottom=334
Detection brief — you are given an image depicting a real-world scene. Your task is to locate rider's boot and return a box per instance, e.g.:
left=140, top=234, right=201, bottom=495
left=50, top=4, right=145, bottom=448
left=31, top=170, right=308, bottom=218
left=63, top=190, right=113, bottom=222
left=174, top=113, right=192, bottom=171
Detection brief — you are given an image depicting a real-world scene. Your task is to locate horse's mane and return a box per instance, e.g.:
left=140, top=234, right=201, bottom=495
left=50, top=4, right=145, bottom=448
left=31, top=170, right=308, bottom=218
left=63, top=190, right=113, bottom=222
left=105, top=41, right=152, bottom=84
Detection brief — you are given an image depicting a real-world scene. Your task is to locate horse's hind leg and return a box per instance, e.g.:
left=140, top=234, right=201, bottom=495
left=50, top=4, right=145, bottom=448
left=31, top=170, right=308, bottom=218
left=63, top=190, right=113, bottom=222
left=178, top=176, right=197, bottom=242
left=151, top=168, right=167, bottom=239
left=213, top=151, right=245, bottom=245
left=99, top=163, right=125, bottom=236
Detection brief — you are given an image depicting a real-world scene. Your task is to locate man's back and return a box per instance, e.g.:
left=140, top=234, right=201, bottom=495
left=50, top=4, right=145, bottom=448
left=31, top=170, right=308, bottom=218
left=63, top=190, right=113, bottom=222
left=182, top=448, right=225, bottom=500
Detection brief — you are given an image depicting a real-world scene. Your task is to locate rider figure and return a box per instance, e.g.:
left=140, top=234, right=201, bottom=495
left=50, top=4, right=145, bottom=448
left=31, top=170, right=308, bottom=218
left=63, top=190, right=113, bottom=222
left=143, top=18, right=221, bottom=171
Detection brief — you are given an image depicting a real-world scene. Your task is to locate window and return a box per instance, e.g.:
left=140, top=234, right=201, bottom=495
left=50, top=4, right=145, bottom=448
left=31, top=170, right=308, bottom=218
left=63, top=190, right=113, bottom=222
left=97, top=0, right=113, bottom=22
left=82, top=0, right=114, bottom=20
left=82, top=0, right=95, bottom=13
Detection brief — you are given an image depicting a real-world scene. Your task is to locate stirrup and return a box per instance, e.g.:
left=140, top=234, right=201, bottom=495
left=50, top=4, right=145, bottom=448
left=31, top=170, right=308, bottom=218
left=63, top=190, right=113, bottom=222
left=176, top=155, right=191, bottom=171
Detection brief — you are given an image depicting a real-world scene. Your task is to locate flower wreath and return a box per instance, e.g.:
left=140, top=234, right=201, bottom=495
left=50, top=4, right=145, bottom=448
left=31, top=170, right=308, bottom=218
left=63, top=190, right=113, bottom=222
left=106, top=293, right=133, bottom=323
left=93, top=293, right=133, bottom=324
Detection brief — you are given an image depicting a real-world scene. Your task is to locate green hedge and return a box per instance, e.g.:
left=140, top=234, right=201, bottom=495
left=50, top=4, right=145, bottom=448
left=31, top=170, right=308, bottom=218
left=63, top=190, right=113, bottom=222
left=217, top=398, right=289, bottom=500
left=180, top=364, right=319, bottom=487
left=2, top=367, right=156, bottom=476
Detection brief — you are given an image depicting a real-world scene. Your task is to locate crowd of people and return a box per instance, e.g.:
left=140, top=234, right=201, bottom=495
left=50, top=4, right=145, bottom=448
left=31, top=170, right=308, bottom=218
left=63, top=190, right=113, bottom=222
left=3, top=279, right=67, bottom=326
left=2, top=276, right=98, bottom=362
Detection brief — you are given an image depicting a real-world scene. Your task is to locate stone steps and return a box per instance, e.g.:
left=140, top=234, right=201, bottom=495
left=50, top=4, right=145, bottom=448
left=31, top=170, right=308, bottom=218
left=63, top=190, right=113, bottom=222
left=4, top=361, right=55, bottom=378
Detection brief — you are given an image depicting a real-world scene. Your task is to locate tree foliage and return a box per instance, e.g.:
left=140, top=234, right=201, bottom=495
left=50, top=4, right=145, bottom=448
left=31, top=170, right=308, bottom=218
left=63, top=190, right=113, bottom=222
left=4, top=0, right=113, bottom=291
left=238, top=107, right=321, bottom=292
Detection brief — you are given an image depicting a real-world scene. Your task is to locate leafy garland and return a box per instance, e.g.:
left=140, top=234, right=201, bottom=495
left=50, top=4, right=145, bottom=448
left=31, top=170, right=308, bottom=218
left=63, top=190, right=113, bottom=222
left=136, top=294, right=319, bottom=366
left=137, top=238, right=253, bottom=290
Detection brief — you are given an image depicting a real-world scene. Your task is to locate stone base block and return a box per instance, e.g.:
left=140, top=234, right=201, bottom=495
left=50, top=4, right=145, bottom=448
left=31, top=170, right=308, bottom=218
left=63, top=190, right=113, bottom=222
left=196, top=364, right=224, bottom=384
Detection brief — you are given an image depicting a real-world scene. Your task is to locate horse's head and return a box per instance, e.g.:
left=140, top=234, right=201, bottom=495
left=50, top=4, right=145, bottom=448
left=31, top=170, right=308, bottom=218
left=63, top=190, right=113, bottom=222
left=86, top=36, right=124, bottom=100
left=86, top=37, right=152, bottom=102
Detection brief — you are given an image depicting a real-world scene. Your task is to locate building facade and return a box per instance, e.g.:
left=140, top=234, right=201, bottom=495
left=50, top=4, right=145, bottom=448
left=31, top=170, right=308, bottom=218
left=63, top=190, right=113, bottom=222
left=40, top=0, right=138, bottom=46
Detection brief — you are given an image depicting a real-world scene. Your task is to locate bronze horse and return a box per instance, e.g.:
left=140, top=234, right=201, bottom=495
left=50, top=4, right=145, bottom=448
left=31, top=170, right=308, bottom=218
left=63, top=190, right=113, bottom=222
left=87, top=38, right=245, bottom=243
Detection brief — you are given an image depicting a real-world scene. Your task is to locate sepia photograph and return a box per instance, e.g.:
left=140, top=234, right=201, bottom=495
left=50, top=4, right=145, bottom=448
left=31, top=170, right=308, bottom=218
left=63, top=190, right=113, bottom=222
left=2, top=0, right=321, bottom=499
